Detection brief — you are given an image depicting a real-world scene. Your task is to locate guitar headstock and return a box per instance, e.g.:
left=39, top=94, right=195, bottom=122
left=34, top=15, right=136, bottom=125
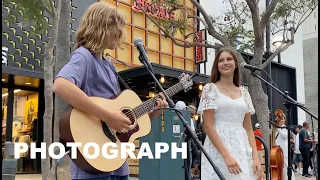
left=178, top=73, right=194, bottom=92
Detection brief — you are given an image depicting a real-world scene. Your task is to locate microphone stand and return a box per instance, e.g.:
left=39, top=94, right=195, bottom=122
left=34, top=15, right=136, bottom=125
left=138, top=54, right=226, bottom=180
left=250, top=70, right=318, bottom=180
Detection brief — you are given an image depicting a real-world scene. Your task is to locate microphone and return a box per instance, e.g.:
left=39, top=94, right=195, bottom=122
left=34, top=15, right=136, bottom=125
left=134, top=38, right=153, bottom=72
left=240, top=62, right=263, bottom=72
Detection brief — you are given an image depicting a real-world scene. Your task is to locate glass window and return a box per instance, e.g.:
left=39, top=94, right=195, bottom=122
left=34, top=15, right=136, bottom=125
left=2, top=88, right=8, bottom=157
left=11, top=89, right=39, bottom=173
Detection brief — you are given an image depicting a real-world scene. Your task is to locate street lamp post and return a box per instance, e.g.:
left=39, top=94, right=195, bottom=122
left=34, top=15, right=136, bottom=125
left=272, top=36, right=285, bottom=63
left=278, top=52, right=281, bottom=63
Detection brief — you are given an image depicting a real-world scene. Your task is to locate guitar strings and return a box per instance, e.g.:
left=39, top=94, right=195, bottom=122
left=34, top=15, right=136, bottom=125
left=110, top=84, right=182, bottom=132
left=123, top=87, right=176, bottom=119
left=119, top=96, right=159, bottom=124
left=120, top=85, right=178, bottom=124
left=105, top=92, right=169, bottom=132
left=113, top=89, right=175, bottom=132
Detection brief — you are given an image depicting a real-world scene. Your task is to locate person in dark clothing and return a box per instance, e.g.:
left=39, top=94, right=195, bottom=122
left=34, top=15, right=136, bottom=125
left=308, top=133, right=317, bottom=171
left=299, top=121, right=313, bottom=177
left=31, top=118, right=38, bottom=141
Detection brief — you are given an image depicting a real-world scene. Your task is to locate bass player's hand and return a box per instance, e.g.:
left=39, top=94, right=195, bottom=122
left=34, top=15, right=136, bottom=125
left=102, top=111, right=132, bottom=133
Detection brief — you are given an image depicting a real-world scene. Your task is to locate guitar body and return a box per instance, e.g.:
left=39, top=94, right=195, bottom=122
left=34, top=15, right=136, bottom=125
left=59, top=73, right=194, bottom=174
left=59, top=89, right=152, bottom=174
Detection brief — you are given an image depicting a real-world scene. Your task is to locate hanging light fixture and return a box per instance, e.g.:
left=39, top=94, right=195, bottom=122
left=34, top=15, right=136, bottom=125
left=149, top=91, right=155, bottom=98
left=160, top=76, right=165, bottom=83
left=199, top=84, right=203, bottom=91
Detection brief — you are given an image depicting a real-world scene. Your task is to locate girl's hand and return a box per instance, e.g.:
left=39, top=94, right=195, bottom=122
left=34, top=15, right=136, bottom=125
left=223, top=154, right=242, bottom=175
left=253, top=158, right=264, bottom=180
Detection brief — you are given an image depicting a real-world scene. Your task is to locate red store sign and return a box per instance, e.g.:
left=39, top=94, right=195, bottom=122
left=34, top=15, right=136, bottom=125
left=132, top=0, right=175, bottom=20
left=195, top=30, right=207, bottom=64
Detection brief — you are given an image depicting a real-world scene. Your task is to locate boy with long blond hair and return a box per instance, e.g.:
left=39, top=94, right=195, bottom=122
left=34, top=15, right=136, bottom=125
left=53, top=2, right=168, bottom=180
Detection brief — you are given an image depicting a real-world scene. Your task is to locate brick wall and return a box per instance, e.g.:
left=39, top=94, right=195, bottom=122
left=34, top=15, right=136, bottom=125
left=303, top=37, right=318, bottom=128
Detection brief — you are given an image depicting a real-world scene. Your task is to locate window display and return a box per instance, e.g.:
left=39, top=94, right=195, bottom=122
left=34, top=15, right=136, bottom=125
left=2, top=88, right=8, bottom=157
left=2, top=88, right=39, bottom=173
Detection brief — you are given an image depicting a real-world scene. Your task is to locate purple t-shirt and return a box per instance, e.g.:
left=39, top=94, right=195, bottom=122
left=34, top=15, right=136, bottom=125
left=55, top=47, right=130, bottom=179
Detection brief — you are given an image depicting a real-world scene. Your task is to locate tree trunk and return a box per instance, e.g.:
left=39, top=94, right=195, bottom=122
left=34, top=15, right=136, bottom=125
left=54, top=0, right=71, bottom=179
left=248, top=46, right=271, bottom=149
left=248, top=76, right=270, bottom=148
left=41, top=1, right=61, bottom=179
left=42, top=58, right=54, bottom=180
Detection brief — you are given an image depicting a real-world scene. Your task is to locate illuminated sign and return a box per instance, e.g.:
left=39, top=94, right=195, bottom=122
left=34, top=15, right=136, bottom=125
left=132, top=0, right=175, bottom=20
left=2, top=46, right=8, bottom=64
left=195, top=30, right=207, bottom=64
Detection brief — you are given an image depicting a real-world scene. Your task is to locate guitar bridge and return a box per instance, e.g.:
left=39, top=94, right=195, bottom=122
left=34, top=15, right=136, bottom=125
left=101, top=121, right=117, bottom=143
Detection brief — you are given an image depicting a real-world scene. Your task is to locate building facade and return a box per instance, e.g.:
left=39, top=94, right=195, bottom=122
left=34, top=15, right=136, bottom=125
left=2, top=0, right=313, bottom=177
left=2, top=1, right=46, bottom=173
left=302, top=6, right=318, bottom=128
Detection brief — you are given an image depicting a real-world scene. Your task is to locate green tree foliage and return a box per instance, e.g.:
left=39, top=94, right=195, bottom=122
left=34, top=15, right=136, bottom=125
left=2, top=0, right=54, bottom=34
left=270, top=0, right=318, bottom=34
left=144, top=0, right=317, bottom=53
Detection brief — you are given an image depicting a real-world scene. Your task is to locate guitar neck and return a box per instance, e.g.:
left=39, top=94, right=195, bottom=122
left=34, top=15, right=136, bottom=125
left=133, top=83, right=184, bottom=118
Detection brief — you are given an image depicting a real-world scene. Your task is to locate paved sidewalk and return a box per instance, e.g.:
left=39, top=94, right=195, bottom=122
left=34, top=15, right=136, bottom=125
left=15, top=174, right=139, bottom=180
left=295, top=173, right=317, bottom=180
left=15, top=173, right=316, bottom=180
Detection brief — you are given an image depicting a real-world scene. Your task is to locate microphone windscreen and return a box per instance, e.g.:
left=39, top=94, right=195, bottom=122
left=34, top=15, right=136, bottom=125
left=134, top=38, right=143, bottom=46
left=240, top=62, right=246, bottom=69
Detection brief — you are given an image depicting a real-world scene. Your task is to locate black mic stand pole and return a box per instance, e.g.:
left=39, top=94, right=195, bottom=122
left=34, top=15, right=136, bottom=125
left=250, top=70, right=318, bottom=180
left=138, top=54, right=226, bottom=180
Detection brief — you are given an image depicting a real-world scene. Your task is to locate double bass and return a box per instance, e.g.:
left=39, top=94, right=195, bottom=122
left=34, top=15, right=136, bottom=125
left=269, top=109, right=285, bottom=180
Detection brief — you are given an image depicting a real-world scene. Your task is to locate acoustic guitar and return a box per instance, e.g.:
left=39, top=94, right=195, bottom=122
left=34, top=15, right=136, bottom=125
left=59, top=73, right=194, bottom=174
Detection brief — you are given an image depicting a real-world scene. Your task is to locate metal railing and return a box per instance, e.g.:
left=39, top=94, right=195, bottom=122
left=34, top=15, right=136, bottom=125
left=255, top=136, right=270, bottom=180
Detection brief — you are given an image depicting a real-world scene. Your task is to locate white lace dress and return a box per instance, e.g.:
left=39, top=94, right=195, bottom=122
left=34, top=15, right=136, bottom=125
left=197, top=83, right=258, bottom=180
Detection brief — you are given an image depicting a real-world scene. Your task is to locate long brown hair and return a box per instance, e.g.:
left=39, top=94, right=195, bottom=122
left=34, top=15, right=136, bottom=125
left=74, top=2, right=126, bottom=55
left=210, top=47, right=240, bottom=87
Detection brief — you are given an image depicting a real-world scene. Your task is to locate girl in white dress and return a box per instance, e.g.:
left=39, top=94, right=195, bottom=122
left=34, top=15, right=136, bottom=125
left=197, top=47, right=264, bottom=180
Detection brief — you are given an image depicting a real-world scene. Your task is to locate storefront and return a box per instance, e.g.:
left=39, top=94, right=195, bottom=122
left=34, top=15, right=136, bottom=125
left=2, top=73, right=44, bottom=174
left=2, top=1, right=45, bottom=173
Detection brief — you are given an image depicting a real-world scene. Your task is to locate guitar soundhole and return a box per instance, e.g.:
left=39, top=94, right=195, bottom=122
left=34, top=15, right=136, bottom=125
left=121, top=108, right=136, bottom=125
left=116, top=108, right=140, bottom=143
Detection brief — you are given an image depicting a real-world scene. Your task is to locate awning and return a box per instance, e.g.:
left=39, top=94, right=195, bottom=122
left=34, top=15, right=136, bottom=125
left=118, top=63, right=210, bottom=103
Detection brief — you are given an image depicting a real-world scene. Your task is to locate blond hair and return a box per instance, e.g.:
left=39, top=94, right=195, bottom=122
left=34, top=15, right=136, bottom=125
left=75, top=2, right=126, bottom=55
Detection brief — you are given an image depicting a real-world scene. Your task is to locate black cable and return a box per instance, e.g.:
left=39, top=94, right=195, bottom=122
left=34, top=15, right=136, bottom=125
left=261, top=68, right=315, bottom=118
left=261, top=68, right=278, bottom=89
left=261, top=69, right=305, bottom=107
